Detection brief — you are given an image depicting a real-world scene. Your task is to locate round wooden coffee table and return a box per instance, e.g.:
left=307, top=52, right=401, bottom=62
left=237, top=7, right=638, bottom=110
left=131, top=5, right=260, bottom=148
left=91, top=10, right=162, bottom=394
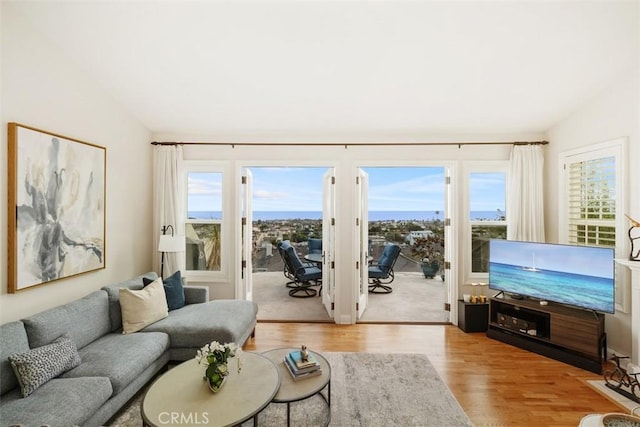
left=142, top=352, right=280, bottom=427
left=262, top=347, right=331, bottom=427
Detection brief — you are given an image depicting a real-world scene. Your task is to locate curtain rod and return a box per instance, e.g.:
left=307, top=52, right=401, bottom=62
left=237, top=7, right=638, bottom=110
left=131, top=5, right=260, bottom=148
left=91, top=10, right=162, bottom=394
left=150, top=141, right=548, bottom=148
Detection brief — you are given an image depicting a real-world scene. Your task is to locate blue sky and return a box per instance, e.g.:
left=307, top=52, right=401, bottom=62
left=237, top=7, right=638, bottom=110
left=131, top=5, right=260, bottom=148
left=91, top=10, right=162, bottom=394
left=470, top=172, right=506, bottom=212
left=364, top=167, right=444, bottom=212
left=247, top=167, right=448, bottom=212
left=250, top=167, right=325, bottom=211
left=188, top=167, right=505, bottom=212
left=187, top=172, right=223, bottom=212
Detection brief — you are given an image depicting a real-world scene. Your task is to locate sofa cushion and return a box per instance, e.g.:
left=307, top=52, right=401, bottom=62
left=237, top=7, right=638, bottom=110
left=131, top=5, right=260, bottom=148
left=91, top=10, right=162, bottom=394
left=0, top=376, right=112, bottom=427
left=120, top=279, right=169, bottom=334
left=184, top=285, right=209, bottom=304
left=143, top=299, right=258, bottom=349
left=61, top=331, right=169, bottom=394
left=102, top=272, right=158, bottom=332
left=0, top=321, right=30, bottom=395
left=22, top=290, right=111, bottom=350
left=9, top=334, right=81, bottom=397
left=143, top=270, right=185, bottom=311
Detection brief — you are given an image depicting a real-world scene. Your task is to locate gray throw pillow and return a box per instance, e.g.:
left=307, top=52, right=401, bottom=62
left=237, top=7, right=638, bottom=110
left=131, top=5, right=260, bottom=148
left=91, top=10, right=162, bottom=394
left=9, top=334, right=81, bottom=397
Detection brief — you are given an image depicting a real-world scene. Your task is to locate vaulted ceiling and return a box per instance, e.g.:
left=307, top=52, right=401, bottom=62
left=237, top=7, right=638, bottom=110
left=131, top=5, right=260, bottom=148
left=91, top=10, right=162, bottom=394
left=6, top=1, right=638, bottom=140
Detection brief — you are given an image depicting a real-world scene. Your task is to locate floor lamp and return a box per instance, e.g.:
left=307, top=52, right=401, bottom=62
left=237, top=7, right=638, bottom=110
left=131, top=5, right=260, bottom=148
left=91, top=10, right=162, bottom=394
left=158, top=225, right=185, bottom=279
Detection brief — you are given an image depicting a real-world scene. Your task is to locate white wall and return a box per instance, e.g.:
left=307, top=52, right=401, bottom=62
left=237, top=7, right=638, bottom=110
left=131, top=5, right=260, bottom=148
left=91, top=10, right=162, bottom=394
left=546, top=68, right=640, bottom=357
left=0, top=4, right=153, bottom=323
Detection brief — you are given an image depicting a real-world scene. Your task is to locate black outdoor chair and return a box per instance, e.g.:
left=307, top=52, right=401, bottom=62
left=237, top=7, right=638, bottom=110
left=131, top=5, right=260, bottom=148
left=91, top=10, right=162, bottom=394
left=277, top=240, right=322, bottom=298
left=368, top=243, right=401, bottom=294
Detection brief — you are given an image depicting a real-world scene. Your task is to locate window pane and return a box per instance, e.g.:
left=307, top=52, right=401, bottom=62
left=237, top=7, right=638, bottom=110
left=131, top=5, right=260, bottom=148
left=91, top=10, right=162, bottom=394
left=469, top=173, right=506, bottom=221
left=570, top=224, right=615, bottom=247
left=188, top=172, right=222, bottom=219
left=471, top=225, right=507, bottom=272
left=566, top=155, right=616, bottom=247
left=185, top=223, right=221, bottom=271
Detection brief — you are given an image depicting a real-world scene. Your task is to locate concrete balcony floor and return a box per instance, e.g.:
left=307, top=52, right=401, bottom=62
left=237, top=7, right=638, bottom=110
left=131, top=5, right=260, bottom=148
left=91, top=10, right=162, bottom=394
left=252, top=271, right=449, bottom=323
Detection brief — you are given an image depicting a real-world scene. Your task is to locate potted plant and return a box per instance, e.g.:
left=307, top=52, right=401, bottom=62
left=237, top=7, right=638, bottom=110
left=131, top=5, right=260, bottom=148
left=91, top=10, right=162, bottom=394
left=196, top=341, right=241, bottom=392
left=411, top=235, right=445, bottom=280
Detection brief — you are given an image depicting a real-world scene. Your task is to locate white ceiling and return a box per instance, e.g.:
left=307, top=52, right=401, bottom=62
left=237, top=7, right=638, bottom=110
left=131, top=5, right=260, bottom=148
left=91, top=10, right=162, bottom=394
left=7, top=1, right=638, bottom=141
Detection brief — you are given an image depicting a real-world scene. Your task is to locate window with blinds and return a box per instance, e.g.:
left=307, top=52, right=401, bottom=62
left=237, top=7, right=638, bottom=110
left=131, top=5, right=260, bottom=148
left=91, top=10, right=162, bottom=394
left=566, top=156, right=616, bottom=247
left=561, top=137, right=627, bottom=312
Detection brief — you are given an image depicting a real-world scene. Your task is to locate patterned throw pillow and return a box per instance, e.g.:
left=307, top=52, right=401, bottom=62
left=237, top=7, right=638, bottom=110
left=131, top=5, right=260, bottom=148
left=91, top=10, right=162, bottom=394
left=9, top=334, right=82, bottom=397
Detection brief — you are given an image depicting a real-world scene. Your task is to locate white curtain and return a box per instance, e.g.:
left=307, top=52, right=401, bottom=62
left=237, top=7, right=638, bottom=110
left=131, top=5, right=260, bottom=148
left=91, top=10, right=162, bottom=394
left=507, top=144, right=545, bottom=242
left=153, top=145, right=184, bottom=278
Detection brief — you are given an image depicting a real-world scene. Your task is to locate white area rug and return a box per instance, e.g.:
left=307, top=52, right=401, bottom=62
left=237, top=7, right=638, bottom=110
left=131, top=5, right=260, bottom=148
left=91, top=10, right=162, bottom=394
left=109, top=352, right=472, bottom=426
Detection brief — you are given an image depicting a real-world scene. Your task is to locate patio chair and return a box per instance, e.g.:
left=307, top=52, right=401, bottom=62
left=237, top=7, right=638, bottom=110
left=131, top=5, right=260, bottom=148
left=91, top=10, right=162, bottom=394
left=368, top=243, right=401, bottom=294
left=305, top=238, right=323, bottom=267
left=308, top=238, right=323, bottom=254
left=277, top=240, right=322, bottom=298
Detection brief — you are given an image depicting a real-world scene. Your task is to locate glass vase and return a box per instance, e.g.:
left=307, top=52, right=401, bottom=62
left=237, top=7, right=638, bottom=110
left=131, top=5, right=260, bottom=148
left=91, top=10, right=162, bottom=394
left=205, top=363, right=228, bottom=393
left=207, top=375, right=227, bottom=393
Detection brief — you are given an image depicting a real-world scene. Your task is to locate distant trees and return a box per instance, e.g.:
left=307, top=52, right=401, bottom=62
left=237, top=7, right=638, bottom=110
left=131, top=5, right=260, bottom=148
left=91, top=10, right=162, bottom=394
left=385, top=232, right=403, bottom=243
left=405, top=223, right=424, bottom=232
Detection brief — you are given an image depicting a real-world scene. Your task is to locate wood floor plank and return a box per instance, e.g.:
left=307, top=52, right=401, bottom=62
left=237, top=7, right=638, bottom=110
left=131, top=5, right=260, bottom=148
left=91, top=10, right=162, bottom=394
left=244, top=322, right=623, bottom=426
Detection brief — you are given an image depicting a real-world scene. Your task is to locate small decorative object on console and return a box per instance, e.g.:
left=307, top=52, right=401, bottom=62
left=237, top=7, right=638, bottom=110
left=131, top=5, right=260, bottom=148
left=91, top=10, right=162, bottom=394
left=196, top=341, right=240, bottom=392
left=469, top=283, right=488, bottom=303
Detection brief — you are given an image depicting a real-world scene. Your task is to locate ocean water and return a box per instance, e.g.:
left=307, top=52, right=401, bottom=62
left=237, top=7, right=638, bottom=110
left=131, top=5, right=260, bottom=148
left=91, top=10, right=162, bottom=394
left=189, top=210, right=503, bottom=221
left=489, top=262, right=614, bottom=313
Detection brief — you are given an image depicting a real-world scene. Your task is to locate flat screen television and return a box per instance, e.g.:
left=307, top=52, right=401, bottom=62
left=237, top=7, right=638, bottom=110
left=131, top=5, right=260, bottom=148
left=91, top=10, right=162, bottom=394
left=488, top=240, right=615, bottom=314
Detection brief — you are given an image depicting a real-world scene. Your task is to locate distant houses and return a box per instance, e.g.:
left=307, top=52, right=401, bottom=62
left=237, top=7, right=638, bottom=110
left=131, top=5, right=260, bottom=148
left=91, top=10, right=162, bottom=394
left=406, top=230, right=434, bottom=245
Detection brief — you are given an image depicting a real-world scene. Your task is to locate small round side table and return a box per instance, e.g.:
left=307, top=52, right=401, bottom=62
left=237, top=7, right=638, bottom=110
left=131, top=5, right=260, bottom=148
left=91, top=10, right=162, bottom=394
left=261, top=347, right=331, bottom=427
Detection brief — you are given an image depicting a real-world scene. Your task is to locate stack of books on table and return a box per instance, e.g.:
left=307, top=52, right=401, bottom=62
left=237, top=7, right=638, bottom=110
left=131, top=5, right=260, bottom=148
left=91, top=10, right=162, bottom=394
left=283, top=350, right=322, bottom=381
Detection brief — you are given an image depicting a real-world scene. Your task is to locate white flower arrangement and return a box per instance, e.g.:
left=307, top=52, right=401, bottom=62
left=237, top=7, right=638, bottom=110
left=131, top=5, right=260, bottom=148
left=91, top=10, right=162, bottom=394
left=195, top=341, right=241, bottom=391
left=196, top=341, right=237, bottom=365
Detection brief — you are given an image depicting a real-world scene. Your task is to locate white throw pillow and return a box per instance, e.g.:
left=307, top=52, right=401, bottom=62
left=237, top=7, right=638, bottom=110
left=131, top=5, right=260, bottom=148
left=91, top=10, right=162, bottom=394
left=119, top=279, right=169, bottom=334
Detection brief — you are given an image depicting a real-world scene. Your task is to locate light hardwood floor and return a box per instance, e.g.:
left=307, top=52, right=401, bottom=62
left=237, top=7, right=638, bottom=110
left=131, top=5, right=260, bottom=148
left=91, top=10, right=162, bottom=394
left=244, top=322, right=623, bottom=427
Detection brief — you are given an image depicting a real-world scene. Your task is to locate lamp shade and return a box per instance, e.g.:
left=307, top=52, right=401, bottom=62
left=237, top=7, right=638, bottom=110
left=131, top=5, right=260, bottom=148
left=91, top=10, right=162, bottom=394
left=158, top=235, right=185, bottom=253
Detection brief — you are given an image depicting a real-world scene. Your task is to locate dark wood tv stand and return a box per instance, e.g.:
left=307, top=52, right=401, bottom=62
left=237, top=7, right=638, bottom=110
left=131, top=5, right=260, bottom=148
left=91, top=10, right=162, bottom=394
left=487, top=295, right=606, bottom=373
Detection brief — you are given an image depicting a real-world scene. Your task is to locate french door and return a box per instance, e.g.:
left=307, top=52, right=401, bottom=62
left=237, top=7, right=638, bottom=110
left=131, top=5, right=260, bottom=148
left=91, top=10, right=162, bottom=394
left=240, top=168, right=253, bottom=301
left=322, top=168, right=336, bottom=317
left=356, top=168, right=369, bottom=319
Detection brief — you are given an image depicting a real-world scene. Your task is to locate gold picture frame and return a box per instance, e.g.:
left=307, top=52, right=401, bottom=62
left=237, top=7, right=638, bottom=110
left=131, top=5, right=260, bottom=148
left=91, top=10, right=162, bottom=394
left=8, top=123, right=106, bottom=292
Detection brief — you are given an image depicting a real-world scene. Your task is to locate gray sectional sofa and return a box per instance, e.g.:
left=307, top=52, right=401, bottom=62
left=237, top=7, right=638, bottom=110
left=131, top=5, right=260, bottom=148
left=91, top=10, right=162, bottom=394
left=0, top=272, right=258, bottom=427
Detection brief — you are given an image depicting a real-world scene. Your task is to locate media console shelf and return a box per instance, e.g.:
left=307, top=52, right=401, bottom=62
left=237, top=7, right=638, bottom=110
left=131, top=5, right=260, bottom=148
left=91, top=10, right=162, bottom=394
left=487, top=295, right=606, bottom=373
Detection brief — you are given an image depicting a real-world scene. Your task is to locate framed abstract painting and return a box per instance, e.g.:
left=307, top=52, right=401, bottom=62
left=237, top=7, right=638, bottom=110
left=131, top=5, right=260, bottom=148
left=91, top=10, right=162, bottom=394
left=7, top=123, right=106, bottom=292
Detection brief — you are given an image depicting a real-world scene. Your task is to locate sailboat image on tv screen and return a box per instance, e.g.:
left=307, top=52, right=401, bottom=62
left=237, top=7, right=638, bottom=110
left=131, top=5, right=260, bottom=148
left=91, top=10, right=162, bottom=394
left=522, top=253, right=540, bottom=272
